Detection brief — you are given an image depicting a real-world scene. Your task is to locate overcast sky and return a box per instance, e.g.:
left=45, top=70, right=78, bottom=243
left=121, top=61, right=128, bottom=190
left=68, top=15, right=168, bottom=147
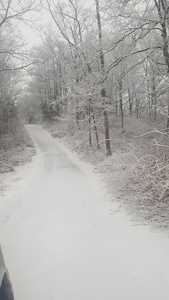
left=19, top=0, right=94, bottom=48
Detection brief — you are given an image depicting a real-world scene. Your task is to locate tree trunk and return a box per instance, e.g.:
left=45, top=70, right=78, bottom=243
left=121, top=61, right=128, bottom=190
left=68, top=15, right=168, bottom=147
left=135, top=96, right=139, bottom=118
left=76, top=104, right=80, bottom=128
left=151, top=70, right=157, bottom=120
left=88, top=101, right=92, bottom=147
left=88, top=98, right=100, bottom=149
left=95, top=0, right=112, bottom=156
left=115, top=82, right=118, bottom=117
left=118, top=76, right=124, bottom=132
left=167, top=98, right=169, bottom=132
left=92, top=112, right=100, bottom=150
left=128, top=88, right=132, bottom=116
left=89, top=113, right=92, bottom=147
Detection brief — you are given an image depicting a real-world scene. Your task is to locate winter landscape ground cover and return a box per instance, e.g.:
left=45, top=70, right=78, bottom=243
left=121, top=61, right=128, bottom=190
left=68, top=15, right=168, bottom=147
left=47, top=115, right=169, bottom=232
left=0, top=125, right=169, bottom=300
left=1, top=1, right=169, bottom=298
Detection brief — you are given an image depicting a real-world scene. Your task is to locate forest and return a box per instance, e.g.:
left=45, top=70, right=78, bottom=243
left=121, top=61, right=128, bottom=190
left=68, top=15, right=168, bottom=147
left=1, top=0, right=169, bottom=228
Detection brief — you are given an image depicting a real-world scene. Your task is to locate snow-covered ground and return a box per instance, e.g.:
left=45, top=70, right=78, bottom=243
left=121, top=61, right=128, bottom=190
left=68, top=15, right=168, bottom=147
left=0, top=125, right=169, bottom=300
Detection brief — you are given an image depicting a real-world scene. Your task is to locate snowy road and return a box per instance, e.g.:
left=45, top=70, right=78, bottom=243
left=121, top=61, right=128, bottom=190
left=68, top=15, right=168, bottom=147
left=0, top=125, right=169, bottom=300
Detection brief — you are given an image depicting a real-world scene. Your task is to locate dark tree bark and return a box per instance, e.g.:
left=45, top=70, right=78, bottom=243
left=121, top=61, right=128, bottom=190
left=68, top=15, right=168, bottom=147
left=88, top=98, right=100, bottom=149
left=136, top=96, right=139, bottom=118
left=89, top=113, right=92, bottom=147
left=118, top=76, right=124, bottom=132
left=128, top=88, right=132, bottom=116
left=93, top=113, right=100, bottom=150
left=95, top=0, right=112, bottom=156
left=151, top=70, right=157, bottom=120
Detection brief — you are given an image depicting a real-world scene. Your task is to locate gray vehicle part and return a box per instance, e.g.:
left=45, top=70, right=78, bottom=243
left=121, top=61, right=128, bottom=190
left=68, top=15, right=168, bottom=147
left=0, top=247, right=14, bottom=300
left=0, top=248, right=6, bottom=288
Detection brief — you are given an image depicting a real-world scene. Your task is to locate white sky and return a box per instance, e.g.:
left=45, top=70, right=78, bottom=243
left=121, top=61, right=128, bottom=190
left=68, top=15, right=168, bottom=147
left=18, top=0, right=95, bottom=48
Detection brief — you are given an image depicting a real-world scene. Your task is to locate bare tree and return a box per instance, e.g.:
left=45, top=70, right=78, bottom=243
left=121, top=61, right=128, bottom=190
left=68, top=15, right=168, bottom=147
left=95, top=0, right=112, bottom=156
left=153, top=0, right=169, bottom=129
left=0, top=0, right=41, bottom=137
left=0, top=0, right=39, bottom=28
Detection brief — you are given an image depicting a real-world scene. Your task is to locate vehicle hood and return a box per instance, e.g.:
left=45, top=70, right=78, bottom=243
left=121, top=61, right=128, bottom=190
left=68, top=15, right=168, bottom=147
left=0, top=247, right=7, bottom=286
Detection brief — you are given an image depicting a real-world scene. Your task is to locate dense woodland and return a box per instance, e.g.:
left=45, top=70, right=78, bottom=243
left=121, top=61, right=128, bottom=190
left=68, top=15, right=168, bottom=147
left=26, top=0, right=169, bottom=152
left=0, top=0, right=39, bottom=139
left=1, top=0, right=169, bottom=147
left=1, top=0, right=169, bottom=226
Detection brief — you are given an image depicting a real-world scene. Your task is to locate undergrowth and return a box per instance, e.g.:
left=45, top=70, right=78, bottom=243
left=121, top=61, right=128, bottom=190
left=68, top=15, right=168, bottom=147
left=0, top=125, right=35, bottom=173
left=46, top=115, right=169, bottom=231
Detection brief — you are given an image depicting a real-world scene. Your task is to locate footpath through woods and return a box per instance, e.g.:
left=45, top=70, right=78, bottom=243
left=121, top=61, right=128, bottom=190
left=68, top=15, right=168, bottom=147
left=0, top=125, right=169, bottom=300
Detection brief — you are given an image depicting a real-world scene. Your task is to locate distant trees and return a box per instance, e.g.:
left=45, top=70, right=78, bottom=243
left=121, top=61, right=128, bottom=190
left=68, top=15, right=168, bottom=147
left=0, top=28, right=20, bottom=137
left=41, top=0, right=103, bottom=150
left=0, top=0, right=40, bottom=138
left=25, top=0, right=169, bottom=154
left=153, top=0, right=169, bottom=129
